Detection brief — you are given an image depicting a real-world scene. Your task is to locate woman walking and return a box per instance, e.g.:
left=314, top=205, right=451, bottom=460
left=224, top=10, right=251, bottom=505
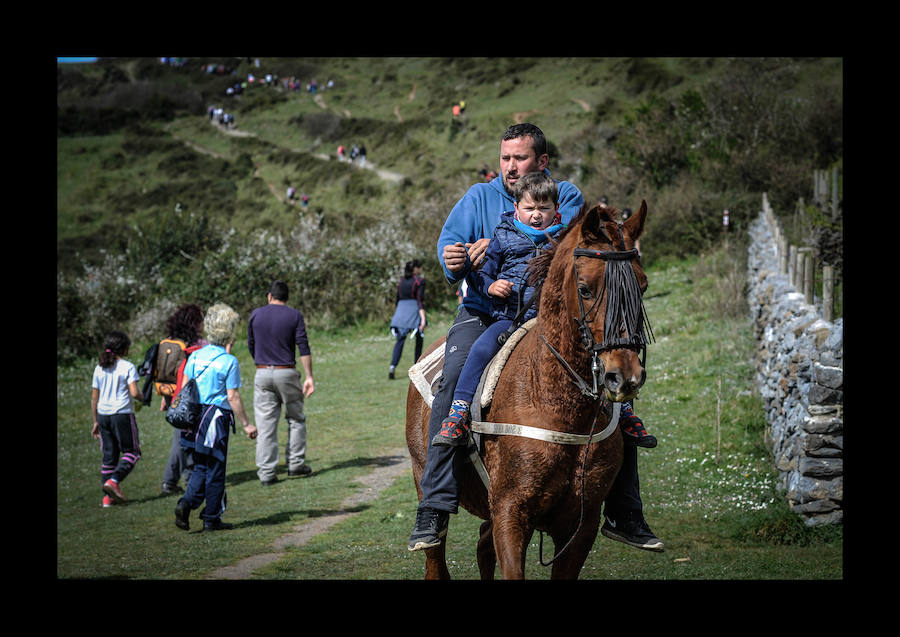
left=388, top=260, right=426, bottom=379
left=174, top=303, right=258, bottom=532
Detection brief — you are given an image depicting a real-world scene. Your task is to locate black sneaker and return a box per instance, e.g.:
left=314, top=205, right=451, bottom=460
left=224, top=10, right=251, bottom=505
left=288, top=465, right=312, bottom=477
left=203, top=519, right=234, bottom=532
left=174, top=500, right=191, bottom=531
left=601, top=510, right=665, bottom=552
left=408, top=507, right=449, bottom=551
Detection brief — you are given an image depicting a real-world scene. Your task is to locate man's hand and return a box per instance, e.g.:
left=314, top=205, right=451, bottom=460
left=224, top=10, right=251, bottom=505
left=443, top=238, right=490, bottom=273
left=443, top=242, right=468, bottom=273
left=466, top=238, right=490, bottom=270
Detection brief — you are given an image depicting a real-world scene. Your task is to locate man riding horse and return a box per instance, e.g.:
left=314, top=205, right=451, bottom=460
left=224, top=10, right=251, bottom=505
left=408, top=123, right=664, bottom=555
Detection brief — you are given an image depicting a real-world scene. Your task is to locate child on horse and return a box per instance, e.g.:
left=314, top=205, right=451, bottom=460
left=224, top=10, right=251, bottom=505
left=432, top=172, right=655, bottom=448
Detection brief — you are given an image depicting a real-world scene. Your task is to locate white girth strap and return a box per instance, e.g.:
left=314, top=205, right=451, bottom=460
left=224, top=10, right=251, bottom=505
left=470, top=403, right=621, bottom=445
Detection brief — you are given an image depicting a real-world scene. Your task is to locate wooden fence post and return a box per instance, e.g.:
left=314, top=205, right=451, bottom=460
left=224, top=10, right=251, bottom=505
left=831, top=167, right=840, bottom=222
left=780, top=237, right=789, bottom=274
left=802, top=249, right=814, bottom=304
left=789, top=245, right=798, bottom=287
left=823, top=265, right=834, bottom=322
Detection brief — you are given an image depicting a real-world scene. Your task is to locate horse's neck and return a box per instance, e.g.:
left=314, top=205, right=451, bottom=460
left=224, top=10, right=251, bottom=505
left=514, top=314, right=597, bottom=430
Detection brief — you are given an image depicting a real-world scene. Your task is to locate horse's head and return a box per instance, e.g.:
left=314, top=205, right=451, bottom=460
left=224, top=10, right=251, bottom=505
left=531, top=200, right=652, bottom=402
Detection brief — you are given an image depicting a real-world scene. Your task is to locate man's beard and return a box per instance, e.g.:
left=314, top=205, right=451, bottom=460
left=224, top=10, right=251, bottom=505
left=502, top=175, right=516, bottom=197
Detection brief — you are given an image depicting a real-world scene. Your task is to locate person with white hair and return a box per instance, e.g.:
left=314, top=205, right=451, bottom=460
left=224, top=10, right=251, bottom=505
left=174, top=303, right=257, bottom=532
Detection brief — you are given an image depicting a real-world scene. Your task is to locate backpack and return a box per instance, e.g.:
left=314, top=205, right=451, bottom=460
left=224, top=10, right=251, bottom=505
left=154, top=338, right=188, bottom=397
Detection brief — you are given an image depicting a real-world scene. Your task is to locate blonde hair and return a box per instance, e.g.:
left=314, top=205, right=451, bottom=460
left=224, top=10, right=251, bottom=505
left=203, top=303, right=240, bottom=346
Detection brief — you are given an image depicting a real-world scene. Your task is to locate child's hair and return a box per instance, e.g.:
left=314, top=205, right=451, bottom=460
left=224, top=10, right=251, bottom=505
left=99, top=331, right=131, bottom=369
left=513, top=172, right=558, bottom=206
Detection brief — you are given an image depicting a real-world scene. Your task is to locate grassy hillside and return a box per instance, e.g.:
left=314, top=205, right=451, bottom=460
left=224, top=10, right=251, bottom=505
left=57, top=57, right=842, bottom=362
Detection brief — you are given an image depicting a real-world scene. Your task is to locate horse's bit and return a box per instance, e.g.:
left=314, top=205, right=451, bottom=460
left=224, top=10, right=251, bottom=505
left=541, top=223, right=652, bottom=401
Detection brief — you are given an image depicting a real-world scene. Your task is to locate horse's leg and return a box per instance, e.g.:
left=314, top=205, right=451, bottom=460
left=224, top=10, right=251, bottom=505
left=491, top=510, right=532, bottom=580
left=476, top=519, right=496, bottom=580
left=423, top=539, right=451, bottom=580
left=548, top=518, right=602, bottom=580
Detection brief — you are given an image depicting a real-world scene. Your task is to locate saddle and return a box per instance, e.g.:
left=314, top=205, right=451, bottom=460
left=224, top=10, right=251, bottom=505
left=407, top=318, right=537, bottom=413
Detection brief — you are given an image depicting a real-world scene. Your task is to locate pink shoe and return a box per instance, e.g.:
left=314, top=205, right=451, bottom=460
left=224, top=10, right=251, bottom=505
left=101, top=495, right=115, bottom=508
left=103, top=479, right=126, bottom=503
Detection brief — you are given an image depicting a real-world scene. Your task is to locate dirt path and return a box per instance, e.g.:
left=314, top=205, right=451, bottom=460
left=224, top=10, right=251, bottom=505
left=206, top=449, right=411, bottom=579
left=170, top=118, right=406, bottom=195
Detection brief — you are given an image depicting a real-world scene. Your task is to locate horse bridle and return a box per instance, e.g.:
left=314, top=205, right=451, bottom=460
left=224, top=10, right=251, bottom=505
left=541, top=223, right=653, bottom=401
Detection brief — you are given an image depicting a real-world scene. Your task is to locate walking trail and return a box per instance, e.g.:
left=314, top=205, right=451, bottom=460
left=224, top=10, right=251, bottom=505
left=206, top=448, right=411, bottom=579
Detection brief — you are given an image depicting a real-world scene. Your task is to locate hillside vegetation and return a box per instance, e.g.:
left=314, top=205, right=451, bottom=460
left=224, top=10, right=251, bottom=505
left=57, top=57, right=842, bottom=363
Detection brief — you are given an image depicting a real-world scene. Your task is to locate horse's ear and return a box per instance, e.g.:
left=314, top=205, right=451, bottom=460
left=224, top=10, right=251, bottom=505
left=582, top=205, right=613, bottom=243
left=624, top=200, right=647, bottom=242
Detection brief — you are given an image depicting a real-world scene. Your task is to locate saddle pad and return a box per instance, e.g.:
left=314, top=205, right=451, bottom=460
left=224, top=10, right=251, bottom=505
left=407, top=318, right=536, bottom=410
left=407, top=341, right=446, bottom=408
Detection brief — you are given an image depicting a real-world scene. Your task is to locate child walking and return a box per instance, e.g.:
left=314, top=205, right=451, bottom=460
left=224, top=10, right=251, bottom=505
left=91, top=331, right=143, bottom=507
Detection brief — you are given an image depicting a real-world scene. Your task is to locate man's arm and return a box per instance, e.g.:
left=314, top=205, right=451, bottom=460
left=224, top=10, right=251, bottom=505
left=299, top=354, right=315, bottom=398
left=437, top=188, right=484, bottom=284
left=468, top=236, right=502, bottom=298
left=246, top=313, right=255, bottom=360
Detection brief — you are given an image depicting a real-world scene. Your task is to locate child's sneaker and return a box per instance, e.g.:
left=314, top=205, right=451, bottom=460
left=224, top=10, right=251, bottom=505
left=431, top=402, right=471, bottom=447
left=101, top=495, right=115, bottom=508
left=103, top=478, right=126, bottom=503
left=620, top=402, right=657, bottom=448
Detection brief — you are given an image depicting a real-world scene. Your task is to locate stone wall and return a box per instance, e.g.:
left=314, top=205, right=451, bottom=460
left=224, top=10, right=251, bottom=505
left=746, top=195, right=843, bottom=526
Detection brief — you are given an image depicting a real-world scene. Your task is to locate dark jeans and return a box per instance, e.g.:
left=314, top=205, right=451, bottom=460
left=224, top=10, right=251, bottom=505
left=179, top=407, right=232, bottom=523
left=180, top=448, right=228, bottom=523
left=453, top=319, right=511, bottom=404
left=391, top=327, right=423, bottom=368
left=604, top=443, right=642, bottom=518
left=418, top=306, right=491, bottom=514
left=417, top=307, right=644, bottom=519
left=162, top=427, right=193, bottom=488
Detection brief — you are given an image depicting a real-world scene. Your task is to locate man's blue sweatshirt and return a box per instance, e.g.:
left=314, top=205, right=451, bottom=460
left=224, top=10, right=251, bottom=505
left=437, top=172, right=584, bottom=316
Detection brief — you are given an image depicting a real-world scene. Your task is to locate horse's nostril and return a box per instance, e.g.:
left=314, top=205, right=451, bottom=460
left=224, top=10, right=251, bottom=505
left=604, top=372, right=622, bottom=392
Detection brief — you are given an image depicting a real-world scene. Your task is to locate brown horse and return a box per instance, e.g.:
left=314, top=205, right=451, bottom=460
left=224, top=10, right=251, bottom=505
left=406, top=201, right=652, bottom=579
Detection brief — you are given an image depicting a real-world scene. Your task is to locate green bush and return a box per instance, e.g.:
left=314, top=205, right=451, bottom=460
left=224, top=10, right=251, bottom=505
left=57, top=209, right=423, bottom=363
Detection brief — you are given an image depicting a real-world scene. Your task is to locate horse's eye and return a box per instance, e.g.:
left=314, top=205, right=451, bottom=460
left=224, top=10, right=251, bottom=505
left=578, top=283, right=592, bottom=299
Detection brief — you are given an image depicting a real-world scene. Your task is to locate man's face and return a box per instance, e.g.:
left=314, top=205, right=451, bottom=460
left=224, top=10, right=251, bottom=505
left=500, top=136, right=549, bottom=195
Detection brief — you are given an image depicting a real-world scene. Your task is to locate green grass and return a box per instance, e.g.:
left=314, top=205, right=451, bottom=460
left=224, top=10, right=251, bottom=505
left=56, top=257, right=841, bottom=579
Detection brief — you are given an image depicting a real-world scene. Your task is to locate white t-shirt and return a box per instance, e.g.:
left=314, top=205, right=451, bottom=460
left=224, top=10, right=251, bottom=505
left=92, top=358, right=140, bottom=416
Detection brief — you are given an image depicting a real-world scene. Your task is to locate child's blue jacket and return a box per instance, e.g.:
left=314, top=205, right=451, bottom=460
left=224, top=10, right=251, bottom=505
left=468, top=211, right=565, bottom=322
